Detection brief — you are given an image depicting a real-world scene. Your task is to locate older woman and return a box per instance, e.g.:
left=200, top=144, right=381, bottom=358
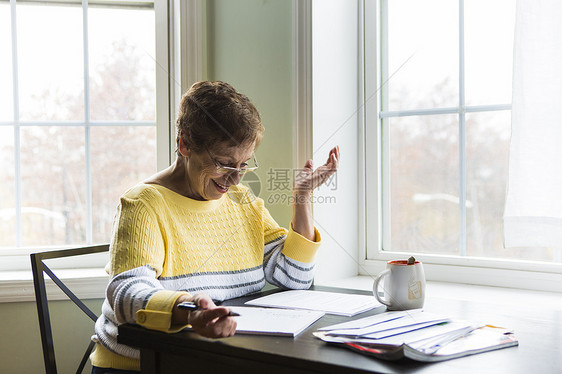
left=90, top=81, right=339, bottom=373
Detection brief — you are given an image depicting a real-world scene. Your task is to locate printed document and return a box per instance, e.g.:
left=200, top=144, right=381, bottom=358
left=245, top=290, right=383, bottom=317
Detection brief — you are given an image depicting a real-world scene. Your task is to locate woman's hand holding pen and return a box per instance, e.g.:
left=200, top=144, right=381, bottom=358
left=173, top=293, right=237, bottom=338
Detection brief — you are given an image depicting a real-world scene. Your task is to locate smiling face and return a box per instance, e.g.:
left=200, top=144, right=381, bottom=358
left=181, top=141, right=256, bottom=201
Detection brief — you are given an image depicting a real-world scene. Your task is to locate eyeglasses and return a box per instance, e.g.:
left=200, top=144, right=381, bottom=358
left=206, top=149, right=259, bottom=175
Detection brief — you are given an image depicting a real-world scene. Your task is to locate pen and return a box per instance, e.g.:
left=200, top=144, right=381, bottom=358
left=177, top=301, right=241, bottom=317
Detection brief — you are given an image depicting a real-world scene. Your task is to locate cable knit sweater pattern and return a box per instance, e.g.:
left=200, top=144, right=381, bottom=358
left=91, top=183, right=321, bottom=370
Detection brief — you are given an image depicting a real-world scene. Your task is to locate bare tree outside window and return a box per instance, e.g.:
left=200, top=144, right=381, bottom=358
left=382, top=0, right=554, bottom=262
left=0, top=3, right=156, bottom=249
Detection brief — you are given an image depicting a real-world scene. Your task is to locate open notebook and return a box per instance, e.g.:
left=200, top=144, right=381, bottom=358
left=227, top=306, right=324, bottom=337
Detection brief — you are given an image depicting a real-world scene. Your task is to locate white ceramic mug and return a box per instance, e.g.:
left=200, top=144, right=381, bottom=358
left=372, top=259, right=426, bottom=310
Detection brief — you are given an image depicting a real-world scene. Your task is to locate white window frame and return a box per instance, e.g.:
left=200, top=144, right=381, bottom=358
left=0, top=0, right=172, bottom=271
left=0, top=0, right=204, bottom=301
left=361, top=0, right=562, bottom=292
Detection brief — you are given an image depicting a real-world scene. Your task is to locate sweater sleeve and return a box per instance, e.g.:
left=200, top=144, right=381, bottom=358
left=106, top=190, right=189, bottom=333
left=105, top=265, right=190, bottom=333
left=261, top=202, right=322, bottom=289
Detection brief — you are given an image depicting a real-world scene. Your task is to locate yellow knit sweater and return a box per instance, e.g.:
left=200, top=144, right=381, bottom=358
left=91, top=183, right=321, bottom=370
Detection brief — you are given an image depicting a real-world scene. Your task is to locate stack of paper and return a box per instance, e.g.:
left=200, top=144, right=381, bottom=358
left=313, top=310, right=518, bottom=362
left=245, top=290, right=384, bottom=316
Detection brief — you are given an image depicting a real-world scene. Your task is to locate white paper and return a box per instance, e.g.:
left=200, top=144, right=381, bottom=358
left=318, top=310, right=410, bottom=331
left=361, top=320, right=451, bottom=339
left=374, top=321, right=477, bottom=346
left=229, top=306, right=325, bottom=337
left=314, top=320, right=476, bottom=347
left=322, top=310, right=449, bottom=338
left=313, top=323, right=516, bottom=362
left=245, top=290, right=382, bottom=317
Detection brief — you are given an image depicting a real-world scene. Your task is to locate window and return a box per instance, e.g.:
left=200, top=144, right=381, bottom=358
left=0, top=1, right=163, bottom=264
left=364, top=0, right=561, bottom=277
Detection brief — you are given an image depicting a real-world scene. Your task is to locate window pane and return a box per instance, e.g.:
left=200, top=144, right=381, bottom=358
left=0, top=126, right=16, bottom=246
left=20, top=126, right=86, bottom=246
left=387, top=0, right=458, bottom=111
left=91, top=125, right=157, bottom=243
left=466, top=112, right=552, bottom=261
left=387, top=114, right=459, bottom=255
left=17, top=4, right=84, bottom=121
left=0, top=3, right=158, bottom=252
left=0, top=4, right=13, bottom=122
left=89, top=8, right=156, bottom=121
left=465, top=0, right=516, bottom=106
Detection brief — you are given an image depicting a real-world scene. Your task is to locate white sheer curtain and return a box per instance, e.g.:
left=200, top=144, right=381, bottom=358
left=504, top=0, right=562, bottom=249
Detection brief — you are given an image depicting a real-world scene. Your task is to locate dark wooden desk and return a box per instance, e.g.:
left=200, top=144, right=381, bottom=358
left=118, top=285, right=562, bottom=374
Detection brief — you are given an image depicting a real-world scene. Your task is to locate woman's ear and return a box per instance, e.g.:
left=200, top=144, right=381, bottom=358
left=177, top=132, right=191, bottom=158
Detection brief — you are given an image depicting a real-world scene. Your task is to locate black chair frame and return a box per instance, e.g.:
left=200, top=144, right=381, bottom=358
left=31, top=244, right=109, bottom=374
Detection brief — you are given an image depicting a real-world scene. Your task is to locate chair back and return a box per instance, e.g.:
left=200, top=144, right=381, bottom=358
left=31, top=244, right=109, bottom=374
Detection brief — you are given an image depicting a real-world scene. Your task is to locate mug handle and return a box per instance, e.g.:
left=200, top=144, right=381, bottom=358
left=373, top=269, right=392, bottom=307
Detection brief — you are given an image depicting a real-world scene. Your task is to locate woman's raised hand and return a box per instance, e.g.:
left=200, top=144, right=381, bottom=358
left=293, top=145, right=340, bottom=196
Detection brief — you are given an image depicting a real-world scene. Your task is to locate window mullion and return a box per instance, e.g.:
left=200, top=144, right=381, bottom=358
left=459, top=0, right=467, bottom=257
left=380, top=106, right=460, bottom=118
left=379, top=0, right=391, bottom=252
left=10, top=0, right=22, bottom=247
left=82, top=0, right=92, bottom=244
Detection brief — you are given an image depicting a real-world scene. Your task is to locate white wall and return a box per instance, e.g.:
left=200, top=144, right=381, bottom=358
left=312, top=0, right=361, bottom=283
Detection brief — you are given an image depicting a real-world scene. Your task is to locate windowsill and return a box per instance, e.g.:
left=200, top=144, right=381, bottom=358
left=3, top=271, right=562, bottom=309
left=0, top=268, right=109, bottom=303
left=315, top=275, right=562, bottom=310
